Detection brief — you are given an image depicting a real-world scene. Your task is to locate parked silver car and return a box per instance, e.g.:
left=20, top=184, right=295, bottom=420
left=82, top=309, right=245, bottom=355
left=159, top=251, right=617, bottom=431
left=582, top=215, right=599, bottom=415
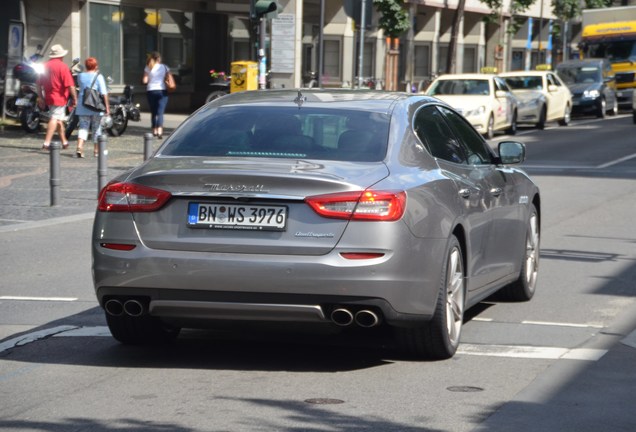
left=93, top=89, right=541, bottom=360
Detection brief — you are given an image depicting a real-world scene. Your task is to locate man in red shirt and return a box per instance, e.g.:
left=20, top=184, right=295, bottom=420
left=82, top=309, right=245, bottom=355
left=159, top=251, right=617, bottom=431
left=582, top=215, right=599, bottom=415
left=37, top=44, right=77, bottom=150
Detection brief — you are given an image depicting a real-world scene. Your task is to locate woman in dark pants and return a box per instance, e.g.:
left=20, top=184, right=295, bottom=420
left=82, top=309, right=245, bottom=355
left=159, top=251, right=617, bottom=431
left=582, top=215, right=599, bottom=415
left=142, top=51, right=169, bottom=138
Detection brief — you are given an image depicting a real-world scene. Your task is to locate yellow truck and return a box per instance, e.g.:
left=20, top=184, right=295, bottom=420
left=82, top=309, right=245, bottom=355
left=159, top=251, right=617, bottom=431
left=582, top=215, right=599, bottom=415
left=579, top=6, right=636, bottom=108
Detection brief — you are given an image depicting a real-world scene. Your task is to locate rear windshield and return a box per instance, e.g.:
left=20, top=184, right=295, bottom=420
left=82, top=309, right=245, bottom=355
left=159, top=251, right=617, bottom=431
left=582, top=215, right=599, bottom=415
left=427, top=79, right=490, bottom=96
left=159, top=106, right=391, bottom=162
left=503, top=76, right=543, bottom=90
left=556, top=66, right=601, bottom=85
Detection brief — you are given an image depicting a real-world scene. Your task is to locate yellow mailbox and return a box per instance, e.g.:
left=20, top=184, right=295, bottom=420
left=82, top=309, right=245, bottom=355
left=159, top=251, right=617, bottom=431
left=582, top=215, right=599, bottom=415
left=230, top=61, right=258, bottom=93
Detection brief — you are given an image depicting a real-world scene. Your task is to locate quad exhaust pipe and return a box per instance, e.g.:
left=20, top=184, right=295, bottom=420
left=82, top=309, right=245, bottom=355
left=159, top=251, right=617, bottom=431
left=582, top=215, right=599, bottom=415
left=330, top=307, right=381, bottom=328
left=104, top=299, right=146, bottom=317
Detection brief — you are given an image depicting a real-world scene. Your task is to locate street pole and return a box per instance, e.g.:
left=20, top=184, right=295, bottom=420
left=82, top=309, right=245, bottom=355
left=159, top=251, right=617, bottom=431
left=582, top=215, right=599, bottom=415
left=259, top=19, right=267, bottom=90
left=49, top=141, right=61, bottom=207
left=357, top=0, right=367, bottom=88
left=318, top=0, right=324, bottom=88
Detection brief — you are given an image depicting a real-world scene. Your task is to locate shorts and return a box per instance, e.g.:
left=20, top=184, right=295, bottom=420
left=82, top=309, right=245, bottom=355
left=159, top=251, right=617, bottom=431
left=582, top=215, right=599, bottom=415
left=49, top=105, right=67, bottom=121
left=78, top=115, right=103, bottom=142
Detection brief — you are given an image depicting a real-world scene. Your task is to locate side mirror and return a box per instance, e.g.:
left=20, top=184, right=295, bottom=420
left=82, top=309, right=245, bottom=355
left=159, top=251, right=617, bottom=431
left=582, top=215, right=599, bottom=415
left=547, top=84, right=558, bottom=92
left=498, top=141, right=526, bottom=165
left=495, top=89, right=508, bottom=99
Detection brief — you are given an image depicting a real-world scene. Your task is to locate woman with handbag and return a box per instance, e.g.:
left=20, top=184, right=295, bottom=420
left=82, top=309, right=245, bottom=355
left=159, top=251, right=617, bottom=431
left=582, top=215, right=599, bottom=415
left=75, top=57, right=110, bottom=158
left=142, top=51, right=173, bottom=139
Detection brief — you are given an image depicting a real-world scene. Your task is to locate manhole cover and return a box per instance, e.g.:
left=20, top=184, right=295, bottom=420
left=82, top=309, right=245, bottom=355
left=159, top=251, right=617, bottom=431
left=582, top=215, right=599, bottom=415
left=447, top=386, right=484, bottom=393
left=304, top=398, right=345, bottom=405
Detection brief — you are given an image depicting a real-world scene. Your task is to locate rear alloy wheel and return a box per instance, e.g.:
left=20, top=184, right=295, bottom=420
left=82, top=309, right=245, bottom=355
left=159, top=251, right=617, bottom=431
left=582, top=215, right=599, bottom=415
left=106, top=313, right=180, bottom=345
left=558, top=104, right=571, bottom=126
left=498, top=204, right=540, bottom=302
left=396, top=235, right=465, bottom=360
left=596, top=98, right=606, bottom=118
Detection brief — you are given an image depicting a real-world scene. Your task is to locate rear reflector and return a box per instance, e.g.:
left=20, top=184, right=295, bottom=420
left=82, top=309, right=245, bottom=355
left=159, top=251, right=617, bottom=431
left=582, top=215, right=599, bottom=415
left=340, top=252, right=385, bottom=260
left=305, top=190, right=406, bottom=221
left=100, top=243, right=136, bottom=251
left=98, top=182, right=171, bottom=212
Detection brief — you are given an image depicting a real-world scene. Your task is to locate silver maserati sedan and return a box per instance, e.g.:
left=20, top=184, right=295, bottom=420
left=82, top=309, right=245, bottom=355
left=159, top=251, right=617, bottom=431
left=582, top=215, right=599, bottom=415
left=93, top=89, right=540, bottom=360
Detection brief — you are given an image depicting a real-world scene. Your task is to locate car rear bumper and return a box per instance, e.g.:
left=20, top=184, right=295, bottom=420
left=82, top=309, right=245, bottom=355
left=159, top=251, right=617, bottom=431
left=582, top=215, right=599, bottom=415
left=93, top=239, right=448, bottom=328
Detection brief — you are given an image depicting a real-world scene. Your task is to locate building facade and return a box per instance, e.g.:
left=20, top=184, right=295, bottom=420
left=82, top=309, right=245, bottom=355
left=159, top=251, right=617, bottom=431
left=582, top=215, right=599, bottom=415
left=2, top=0, right=568, bottom=112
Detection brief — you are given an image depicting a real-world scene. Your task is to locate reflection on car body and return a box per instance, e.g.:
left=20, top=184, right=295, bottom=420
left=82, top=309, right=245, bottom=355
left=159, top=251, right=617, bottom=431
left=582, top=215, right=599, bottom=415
left=425, top=73, right=519, bottom=139
left=500, top=70, right=572, bottom=129
left=93, top=89, right=540, bottom=360
left=556, top=58, right=618, bottom=118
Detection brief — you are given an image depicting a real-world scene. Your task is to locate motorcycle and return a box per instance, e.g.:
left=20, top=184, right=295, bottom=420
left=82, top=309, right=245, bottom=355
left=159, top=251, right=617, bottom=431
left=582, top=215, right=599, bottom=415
left=65, top=75, right=141, bottom=139
left=9, top=46, right=48, bottom=132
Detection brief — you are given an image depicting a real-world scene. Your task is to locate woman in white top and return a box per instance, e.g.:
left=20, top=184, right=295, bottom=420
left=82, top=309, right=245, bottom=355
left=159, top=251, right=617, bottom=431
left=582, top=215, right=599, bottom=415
left=142, top=51, right=169, bottom=138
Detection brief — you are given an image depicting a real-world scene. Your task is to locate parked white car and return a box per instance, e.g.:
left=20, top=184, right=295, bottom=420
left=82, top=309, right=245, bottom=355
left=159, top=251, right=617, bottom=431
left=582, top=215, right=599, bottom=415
left=500, top=70, right=572, bottom=129
left=425, top=73, right=518, bottom=139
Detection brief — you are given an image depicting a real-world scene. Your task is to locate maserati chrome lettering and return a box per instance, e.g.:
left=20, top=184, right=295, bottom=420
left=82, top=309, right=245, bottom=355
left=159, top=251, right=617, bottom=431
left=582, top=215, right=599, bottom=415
left=204, top=183, right=268, bottom=193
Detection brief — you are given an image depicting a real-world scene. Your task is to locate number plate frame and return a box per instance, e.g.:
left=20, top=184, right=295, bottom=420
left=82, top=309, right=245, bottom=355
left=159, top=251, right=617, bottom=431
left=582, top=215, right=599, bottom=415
left=187, top=202, right=288, bottom=231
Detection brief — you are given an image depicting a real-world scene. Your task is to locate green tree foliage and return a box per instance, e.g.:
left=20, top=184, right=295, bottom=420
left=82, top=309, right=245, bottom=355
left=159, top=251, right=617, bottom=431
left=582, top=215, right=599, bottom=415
left=552, top=0, right=613, bottom=21
left=372, top=0, right=410, bottom=38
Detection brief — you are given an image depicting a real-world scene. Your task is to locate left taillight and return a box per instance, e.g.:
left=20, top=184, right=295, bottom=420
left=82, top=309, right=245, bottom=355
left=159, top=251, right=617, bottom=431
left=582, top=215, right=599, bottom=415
left=305, top=190, right=406, bottom=221
left=97, top=182, right=171, bottom=212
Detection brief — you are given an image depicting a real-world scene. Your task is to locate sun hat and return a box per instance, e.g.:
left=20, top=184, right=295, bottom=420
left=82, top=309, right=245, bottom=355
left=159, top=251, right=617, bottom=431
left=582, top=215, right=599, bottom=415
left=49, top=44, right=68, bottom=58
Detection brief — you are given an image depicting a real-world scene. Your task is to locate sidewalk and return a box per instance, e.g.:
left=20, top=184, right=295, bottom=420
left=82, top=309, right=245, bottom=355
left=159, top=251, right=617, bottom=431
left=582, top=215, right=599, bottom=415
left=0, top=111, right=189, bottom=230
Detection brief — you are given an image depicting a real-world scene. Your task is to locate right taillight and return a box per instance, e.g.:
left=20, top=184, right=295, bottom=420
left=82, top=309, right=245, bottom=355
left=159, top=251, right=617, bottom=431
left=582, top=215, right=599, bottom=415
left=305, top=190, right=406, bottom=221
left=97, top=182, right=171, bottom=212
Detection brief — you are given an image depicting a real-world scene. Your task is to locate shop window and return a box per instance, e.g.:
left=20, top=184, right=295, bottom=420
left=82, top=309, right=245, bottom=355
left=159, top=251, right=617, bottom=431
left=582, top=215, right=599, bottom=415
left=89, top=3, right=121, bottom=83
left=463, top=46, right=476, bottom=73
left=323, top=39, right=341, bottom=83
left=414, top=44, right=431, bottom=78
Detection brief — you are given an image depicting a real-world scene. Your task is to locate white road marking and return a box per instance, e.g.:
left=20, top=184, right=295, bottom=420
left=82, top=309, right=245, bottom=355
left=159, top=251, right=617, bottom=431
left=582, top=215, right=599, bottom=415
left=520, top=320, right=603, bottom=329
left=458, top=344, right=607, bottom=361
left=0, top=296, right=78, bottom=302
left=597, top=153, right=636, bottom=169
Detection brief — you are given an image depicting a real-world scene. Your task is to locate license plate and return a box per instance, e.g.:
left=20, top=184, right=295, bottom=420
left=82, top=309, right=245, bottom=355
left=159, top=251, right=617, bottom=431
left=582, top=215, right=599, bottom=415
left=15, top=98, right=31, bottom=106
left=187, top=202, right=287, bottom=231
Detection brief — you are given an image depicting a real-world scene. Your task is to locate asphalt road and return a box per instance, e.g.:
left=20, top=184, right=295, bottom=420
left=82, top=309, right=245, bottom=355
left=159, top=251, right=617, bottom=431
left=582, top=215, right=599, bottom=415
left=0, top=112, right=635, bottom=431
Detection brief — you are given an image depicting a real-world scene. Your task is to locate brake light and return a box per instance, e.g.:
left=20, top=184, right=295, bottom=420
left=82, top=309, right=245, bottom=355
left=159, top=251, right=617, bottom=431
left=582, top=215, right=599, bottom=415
left=97, top=182, right=171, bottom=212
left=305, top=190, right=406, bottom=221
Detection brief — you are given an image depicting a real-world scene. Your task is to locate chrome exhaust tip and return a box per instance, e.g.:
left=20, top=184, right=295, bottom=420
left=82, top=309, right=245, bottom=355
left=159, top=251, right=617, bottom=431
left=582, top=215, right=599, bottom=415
left=104, top=299, right=124, bottom=316
left=354, top=310, right=381, bottom=328
left=123, top=299, right=145, bottom=317
left=330, top=308, right=354, bottom=326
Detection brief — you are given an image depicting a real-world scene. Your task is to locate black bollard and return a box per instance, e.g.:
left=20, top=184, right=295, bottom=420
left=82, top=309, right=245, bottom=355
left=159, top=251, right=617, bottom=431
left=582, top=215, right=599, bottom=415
left=97, top=134, right=108, bottom=197
left=49, top=141, right=61, bottom=206
left=143, top=132, right=154, bottom=160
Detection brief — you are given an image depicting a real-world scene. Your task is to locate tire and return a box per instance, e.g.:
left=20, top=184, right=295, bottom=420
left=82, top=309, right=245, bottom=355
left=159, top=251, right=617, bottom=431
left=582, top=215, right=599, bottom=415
left=395, top=235, right=465, bottom=360
left=537, top=105, right=547, bottom=130
left=107, top=110, right=128, bottom=137
left=505, top=110, right=517, bottom=135
left=484, top=114, right=495, bottom=140
left=106, top=312, right=180, bottom=345
left=205, top=90, right=228, bottom=104
left=65, top=113, right=79, bottom=140
left=558, top=104, right=571, bottom=126
left=608, top=98, right=618, bottom=116
left=596, top=98, right=606, bottom=118
left=498, top=204, right=540, bottom=302
left=20, top=107, right=40, bottom=133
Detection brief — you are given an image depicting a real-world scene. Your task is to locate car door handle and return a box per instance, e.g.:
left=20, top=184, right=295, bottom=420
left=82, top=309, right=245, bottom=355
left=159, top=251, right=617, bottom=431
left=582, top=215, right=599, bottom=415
left=490, top=187, right=503, bottom=197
